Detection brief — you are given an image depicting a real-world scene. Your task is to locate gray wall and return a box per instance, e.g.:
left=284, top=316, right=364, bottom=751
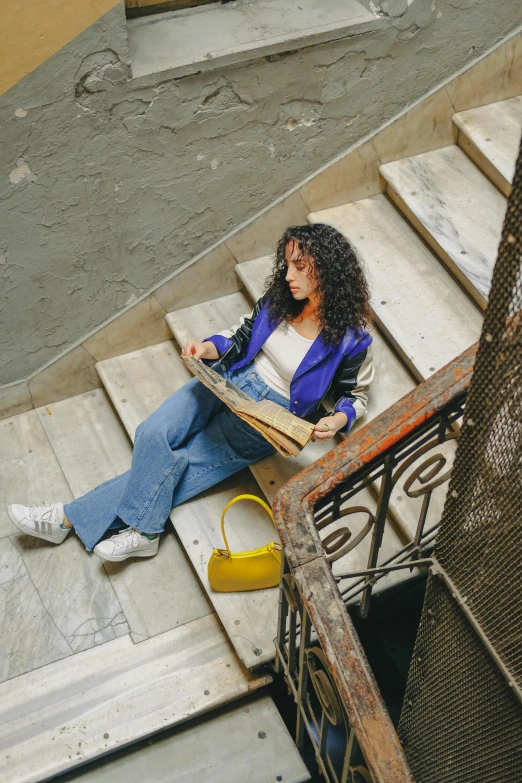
left=0, top=0, right=520, bottom=384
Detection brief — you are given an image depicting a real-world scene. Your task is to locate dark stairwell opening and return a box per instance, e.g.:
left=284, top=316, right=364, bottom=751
left=268, top=574, right=428, bottom=781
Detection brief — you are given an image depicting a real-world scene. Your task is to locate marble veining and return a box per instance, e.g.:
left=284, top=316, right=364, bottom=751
left=381, top=145, right=508, bottom=304
left=0, top=537, right=26, bottom=586
left=66, top=614, right=131, bottom=654
left=0, top=538, right=72, bottom=683
left=0, top=402, right=135, bottom=682
left=9, top=533, right=125, bottom=663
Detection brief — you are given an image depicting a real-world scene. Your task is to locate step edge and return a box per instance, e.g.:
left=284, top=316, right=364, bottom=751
left=0, top=615, right=272, bottom=783
left=455, top=126, right=513, bottom=197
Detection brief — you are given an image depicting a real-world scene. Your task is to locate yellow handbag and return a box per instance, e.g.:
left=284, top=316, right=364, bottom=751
left=208, top=494, right=282, bottom=592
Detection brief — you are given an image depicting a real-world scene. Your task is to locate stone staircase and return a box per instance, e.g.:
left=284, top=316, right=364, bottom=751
left=0, top=95, right=520, bottom=782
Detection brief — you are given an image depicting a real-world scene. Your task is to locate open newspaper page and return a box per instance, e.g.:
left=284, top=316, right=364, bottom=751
left=181, top=356, right=314, bottom=457
left=235, top=398, right=313, bottom=446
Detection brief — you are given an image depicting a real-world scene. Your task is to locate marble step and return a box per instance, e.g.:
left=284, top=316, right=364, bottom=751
left=0, top=406, right=169, bottom=682
left=0, top=613, right=271, bottom=783
left=309, top=194, right=483, bottom=382
left=64, top=695, right=310, bottom=783
left=235, top=255, right=275, bottom=302
left=166, top=290, right=253, bottom=345
left=36, top=389, right=132, bottom=498
left=453, top=96, right=522, bottom=197
left=96, top=340, right=192, bottom=440
left=97, top=338, right=348, bottom=665
left=380, top=144, right=508, bottom=309
left=165, top=296, right=408, bottom=589
left=36, top=389, right=212, bottom=645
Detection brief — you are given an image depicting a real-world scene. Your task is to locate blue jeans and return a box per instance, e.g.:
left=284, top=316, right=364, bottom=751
left=65, top=363, right=290, bottom=551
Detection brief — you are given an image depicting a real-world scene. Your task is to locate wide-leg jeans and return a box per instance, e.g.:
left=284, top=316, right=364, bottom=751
left=65, top=363, right=290, bottom=551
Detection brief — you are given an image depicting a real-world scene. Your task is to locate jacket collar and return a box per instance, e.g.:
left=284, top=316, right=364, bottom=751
left=255, top=303, right=334, bottom=380
left=292, top=332, right=334, bottom=380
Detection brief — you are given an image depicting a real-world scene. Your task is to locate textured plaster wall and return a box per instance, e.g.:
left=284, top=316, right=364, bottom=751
left=0, top=0, right=520, bottom=384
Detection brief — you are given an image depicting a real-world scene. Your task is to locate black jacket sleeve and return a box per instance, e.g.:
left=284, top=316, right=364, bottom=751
left=203, top=295, right=267, bottom=368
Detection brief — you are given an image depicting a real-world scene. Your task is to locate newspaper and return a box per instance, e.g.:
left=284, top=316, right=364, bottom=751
left=181, top=356, right=314, bottom=457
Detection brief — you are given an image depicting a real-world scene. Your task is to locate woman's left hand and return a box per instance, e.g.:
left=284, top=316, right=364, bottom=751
left=312, top=414, right=347, bottom=441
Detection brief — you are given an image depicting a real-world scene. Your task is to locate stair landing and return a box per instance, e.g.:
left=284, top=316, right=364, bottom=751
left=68, top=695, right=310, bottom=783
left=0, top=613, right=271, bottom=783
left=0, top=391, right=271, bottom=782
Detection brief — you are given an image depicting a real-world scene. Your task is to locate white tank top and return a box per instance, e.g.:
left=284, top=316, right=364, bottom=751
left=254, top=321, right=315, bottom=399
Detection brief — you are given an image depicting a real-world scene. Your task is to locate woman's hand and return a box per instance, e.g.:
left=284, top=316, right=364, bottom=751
left=312, top=413, right=347, bottom=441
left=182, top=339, right=219, bottom=361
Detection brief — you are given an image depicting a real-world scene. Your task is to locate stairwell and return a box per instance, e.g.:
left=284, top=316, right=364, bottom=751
left=0, top=86, right=521, bottom=782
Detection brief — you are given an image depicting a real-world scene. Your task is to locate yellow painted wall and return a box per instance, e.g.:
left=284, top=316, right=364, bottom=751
left=0, top=0, right=122, bottom=97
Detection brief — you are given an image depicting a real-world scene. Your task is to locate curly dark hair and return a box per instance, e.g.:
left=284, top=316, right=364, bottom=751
left=264, top=223, right=371, bottom=345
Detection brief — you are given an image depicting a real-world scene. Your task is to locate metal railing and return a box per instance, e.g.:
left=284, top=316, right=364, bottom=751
left=273, top=344, right=476, bottom=783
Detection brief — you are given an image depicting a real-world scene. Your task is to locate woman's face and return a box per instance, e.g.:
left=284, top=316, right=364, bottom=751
left=284, top=240, right=319, bottom=301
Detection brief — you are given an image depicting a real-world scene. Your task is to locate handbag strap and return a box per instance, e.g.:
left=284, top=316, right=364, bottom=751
left=220, top=494, right=274, bottom=556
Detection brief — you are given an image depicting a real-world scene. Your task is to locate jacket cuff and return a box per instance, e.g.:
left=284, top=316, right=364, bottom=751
left=333, top=398, right=357, bottom=433
left=203, top=335, right=234, bottom=356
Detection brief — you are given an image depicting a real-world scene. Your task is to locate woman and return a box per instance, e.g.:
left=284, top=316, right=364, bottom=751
left=8, top=224, right=374, bottom=562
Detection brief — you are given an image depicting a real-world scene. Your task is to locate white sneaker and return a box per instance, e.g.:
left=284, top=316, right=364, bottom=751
left=94, top=527, right=159, bottom=562
left=7, top=501, right=70, bottom=544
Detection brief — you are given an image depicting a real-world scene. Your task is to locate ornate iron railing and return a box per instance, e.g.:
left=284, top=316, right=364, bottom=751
left=273, top=344, right=476, bottom=783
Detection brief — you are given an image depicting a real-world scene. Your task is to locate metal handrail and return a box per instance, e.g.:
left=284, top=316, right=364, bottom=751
left=272, top=343, right=477, bottom=783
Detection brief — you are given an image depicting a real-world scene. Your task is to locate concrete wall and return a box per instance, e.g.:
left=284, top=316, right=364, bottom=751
left=1, top=0, right=521, bottom=387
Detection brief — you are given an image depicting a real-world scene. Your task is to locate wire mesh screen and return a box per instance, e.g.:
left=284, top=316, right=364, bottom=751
left=399, top=140, right=522, bottom=781
left=399, top=574, right=522, bottom=781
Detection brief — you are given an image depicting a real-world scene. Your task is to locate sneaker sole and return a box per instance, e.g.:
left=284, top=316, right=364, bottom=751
left=7, top=505, right=69, bottom=544
left=94, top=547, right=159, bottom=563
